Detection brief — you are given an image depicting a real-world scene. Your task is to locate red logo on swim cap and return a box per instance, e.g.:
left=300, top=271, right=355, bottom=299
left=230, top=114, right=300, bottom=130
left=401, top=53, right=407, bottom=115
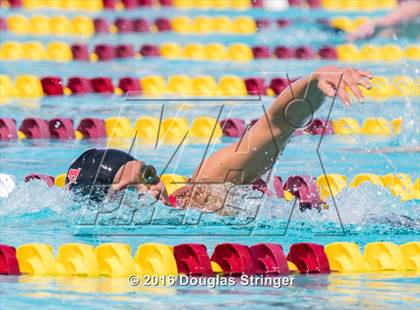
left=67, top=168, right=81, bottom=184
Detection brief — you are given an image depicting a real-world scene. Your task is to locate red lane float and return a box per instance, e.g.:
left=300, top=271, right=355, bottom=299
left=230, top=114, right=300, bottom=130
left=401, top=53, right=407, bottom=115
left=159, top=0, right=172, bottom=6
left=0, top=244, right=20, bottom=275
left=288, top=0, right=303, bottom=7
left=219, top=118, right=246, bottom=137
left=0, top=18, right=6, bottom=31
left=94, top=44, right=116, bottom=61
left=93, top=18, right=110, bottom=33
left=122, top=0, right=139, bottom=9
left=255, top=18, right=271, bottom=30
left=305, top=118, right=333, bottom=135
left=252, top=178, right=272, bottom=196
left=0, top=118, right=18, bottom=141
left=91, top=77, right=114, bottom=94
left=274, top=46, right=295, bottom=59
left=49, top=118, right=75, bottom=140
left=118, top=77, right=141, bottom=92
left=139, top=0, right=154, bottom=6
left=67, top=77, right=92, bottom=94
left=252, top=46, right=271, bottom=59
left=103, top=0, right=117, bottom=9
left=308, top=0, right=322, bottom=8
left=276, top=19, right=292, bottom=28
left=77, top=118, right=106, bottom=139
left=269, top=78, right=290, bottom=95
left=41, top=77, right=64, bottom=96
left=273, top=176, right=286, bottom=199
left=140, top=44, right=160, bottom=57
left=116, top=44, right=135, bottom=58
left=174, top=243, right=213, bottom=276
left=19, top=118, right=50, bottom=139
left=318, top=46, right=338, bottom=59
left=244, top=78, right=266, bottom=95
left=155, top=18, right=172, bottom=32
left=287, top=243, right=330, bottom=273
left=284, top=175, right=324, bottom=211
left=8, top=0, right=22, bottom=7
left=133, top=18, right=150, bottom=32
left=115, top=18, right=134, bottom=33
left=295, top=46, right=314, bottom=59
left=71, top=44, right=90, bottom=61
left=24, top=174, right=55, bottom=187
left=211, top=243, right=255, bottom=276
left=250, top=243, right=289, bottom=275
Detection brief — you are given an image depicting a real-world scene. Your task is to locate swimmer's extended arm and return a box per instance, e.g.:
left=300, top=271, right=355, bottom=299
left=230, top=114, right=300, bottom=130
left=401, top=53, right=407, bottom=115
left=192, top=66, right=372, bottom=184
left=348, top=0, right=420, bottom=41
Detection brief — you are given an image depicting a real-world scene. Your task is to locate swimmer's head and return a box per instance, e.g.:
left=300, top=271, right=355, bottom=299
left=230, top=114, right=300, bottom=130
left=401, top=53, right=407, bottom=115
left=110, top=160, right=169, bottom=205
left=69, top=159, right=168, bottom=205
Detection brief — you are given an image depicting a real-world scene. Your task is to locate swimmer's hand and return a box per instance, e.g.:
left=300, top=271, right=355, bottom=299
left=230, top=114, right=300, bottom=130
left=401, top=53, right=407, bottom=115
left=315, top=66, right=373, bottom=106
left=111, top=161, right=169, bottom=205
left=347, top=20, right=378, bottom=41
left=136, top=182, right=170, bottom=205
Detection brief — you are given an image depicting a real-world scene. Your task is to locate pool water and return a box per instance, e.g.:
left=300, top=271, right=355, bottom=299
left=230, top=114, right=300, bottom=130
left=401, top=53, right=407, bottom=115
left=1, top=5, right=419, bottom=310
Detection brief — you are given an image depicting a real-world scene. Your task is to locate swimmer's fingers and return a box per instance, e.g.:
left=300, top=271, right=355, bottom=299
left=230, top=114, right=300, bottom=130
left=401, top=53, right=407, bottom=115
left=330, top=76, right=350, bottom=106
left=343, top=76, right=364, bottom=103
left=316, top=66, right=374, bottom=105
left=340, top=68, right=371, bottom=104
left=345, top=68, right=374, bottom=102
left=336, top=85, right=350, bottom=106
left=318, top=78, right=350, bottom=105
left=349, top=68, right=373, bottom=89
left=147, top=182, right=169, bottom=205
left=355, top=69, right=373, bottom=80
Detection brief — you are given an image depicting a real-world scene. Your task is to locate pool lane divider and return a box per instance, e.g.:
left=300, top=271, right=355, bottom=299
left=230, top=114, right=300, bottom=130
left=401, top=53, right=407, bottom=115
left=2, top=40, right=419, bottom=63
left=2, top=14, right=410, bottom=37
left=2, top=14, right=261, bottom=36
left=1, top=74, right=418, bottom=105
left=0, top=116, right=404, bottom=142
left=0, top=242, right=418, bottom=277
left=2, top=0, right=258, bottom=11
left=1, top=0, right=398, bottom=12
left=19, top=172, right=420, bottom=203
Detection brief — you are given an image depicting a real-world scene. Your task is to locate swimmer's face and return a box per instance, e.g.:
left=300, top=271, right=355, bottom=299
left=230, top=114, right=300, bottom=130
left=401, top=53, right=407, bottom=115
left=136, top=161, right=169, bottom=204
left=112, top=160, right=169, bottom=205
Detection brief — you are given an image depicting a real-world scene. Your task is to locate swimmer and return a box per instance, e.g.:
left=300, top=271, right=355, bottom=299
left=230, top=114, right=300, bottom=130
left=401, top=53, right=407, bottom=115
left=66, top=66, right=373, bottom=210
left=348, top=0, right=420, bottom=41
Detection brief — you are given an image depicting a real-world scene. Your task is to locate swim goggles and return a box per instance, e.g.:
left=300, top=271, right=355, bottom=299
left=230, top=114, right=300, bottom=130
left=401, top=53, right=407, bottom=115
left=139, top=164, right=159, bottom=185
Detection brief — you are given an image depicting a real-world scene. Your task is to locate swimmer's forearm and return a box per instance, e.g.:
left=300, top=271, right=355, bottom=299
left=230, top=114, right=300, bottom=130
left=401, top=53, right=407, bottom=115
left=375, top=1, right=420, bottom=27
left=267, top=75, right=324, bottom=134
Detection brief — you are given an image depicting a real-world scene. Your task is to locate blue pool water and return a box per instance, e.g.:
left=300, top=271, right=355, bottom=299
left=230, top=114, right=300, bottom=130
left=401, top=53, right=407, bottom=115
left=1, top=5, right=420, bottom=310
